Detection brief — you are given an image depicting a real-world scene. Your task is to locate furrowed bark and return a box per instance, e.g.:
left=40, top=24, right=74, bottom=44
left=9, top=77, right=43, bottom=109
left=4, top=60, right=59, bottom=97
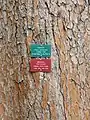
left=0, top=0, right=90, bottom=120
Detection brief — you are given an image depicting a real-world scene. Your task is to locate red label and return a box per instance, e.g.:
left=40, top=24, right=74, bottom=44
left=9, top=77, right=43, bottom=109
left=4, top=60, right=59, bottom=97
left=30, top=59, right=51, bottom=72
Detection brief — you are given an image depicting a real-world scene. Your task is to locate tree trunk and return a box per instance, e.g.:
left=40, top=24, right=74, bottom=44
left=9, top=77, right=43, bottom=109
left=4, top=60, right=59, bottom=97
left=0, top=0, right=90, bottom=120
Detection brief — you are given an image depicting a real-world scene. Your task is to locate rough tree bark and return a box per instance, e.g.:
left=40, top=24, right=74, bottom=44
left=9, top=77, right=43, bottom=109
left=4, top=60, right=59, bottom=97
left=0, top=0, right=90, bottom=120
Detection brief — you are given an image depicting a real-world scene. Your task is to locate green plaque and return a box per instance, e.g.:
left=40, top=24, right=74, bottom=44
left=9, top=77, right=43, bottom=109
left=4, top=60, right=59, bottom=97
left=30, top=44, right=51, bottom=57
